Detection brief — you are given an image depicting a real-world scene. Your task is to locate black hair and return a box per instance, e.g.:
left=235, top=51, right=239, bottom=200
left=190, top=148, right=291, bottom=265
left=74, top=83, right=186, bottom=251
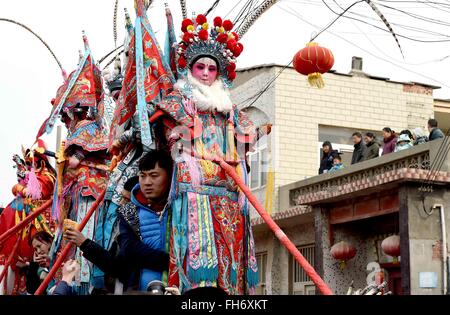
left=352, top=132, right=362, bottom=138
left=138, top=149, right=173, bottom=175
left=333, top=155, right=342, bottom=162
left=400, top=129, right=413, bottom=139
left=124, top=176, right=139, bottom=192
left=365, top=132, right=375, bottom=139
left=383, top=127, right=394, bottom=134
left=322, top=141, right=332, bottom=149
left=189, top=55, right=219, bottom=70
left=30, top=231, right=53, bottom=246
left=428, top=118, right=438, bottom=128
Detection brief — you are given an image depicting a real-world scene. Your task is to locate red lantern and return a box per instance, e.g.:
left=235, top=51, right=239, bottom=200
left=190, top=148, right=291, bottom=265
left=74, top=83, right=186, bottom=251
left=381, top=235, right=401, bottom=263
left=330, top=241, right=356, bottom=269
left=293, top=42, right=334, bottom=89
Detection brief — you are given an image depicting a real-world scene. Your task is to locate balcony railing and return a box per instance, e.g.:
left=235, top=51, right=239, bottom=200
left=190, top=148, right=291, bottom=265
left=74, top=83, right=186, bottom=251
left=279, top=138, right=450, bottom=209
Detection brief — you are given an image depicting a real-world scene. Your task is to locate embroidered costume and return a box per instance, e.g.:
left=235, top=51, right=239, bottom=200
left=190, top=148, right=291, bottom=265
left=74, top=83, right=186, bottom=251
left=0, top=141, right=56, bottom=295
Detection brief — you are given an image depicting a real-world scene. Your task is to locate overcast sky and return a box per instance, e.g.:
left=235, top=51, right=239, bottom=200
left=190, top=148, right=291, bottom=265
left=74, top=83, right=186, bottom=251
left=1, top=0, right=449, bottom=205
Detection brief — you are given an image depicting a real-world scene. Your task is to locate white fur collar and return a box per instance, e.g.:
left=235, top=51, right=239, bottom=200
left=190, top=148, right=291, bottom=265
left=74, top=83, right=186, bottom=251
left=174, top=72, right=233, bottom=113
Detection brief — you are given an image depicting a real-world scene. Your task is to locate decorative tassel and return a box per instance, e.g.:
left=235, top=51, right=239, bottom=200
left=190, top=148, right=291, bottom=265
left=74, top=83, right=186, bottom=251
left=25, top=168, right=42, bottom=200
left=307, top=72, right=325, bottom=89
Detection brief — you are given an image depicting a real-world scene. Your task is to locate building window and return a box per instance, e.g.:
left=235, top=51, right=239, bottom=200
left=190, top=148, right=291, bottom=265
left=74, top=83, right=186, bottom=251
left=256, top=252, right=268, bottom=295
left=290, top=244, right=316, bottom=295
left=248, top=144, right=269, bottom=189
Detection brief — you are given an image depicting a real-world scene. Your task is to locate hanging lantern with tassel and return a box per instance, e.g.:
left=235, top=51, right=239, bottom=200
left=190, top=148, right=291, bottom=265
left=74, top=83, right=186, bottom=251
left=381, top=235, right=401, bottom=263
left=330, top=241, right=357, bottom=270
left=293, top=42, right=334, bottom=88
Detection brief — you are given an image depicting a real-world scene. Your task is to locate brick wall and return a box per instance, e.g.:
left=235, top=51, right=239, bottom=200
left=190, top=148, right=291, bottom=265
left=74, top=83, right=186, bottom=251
left=232, top=66, right=435, bottom=215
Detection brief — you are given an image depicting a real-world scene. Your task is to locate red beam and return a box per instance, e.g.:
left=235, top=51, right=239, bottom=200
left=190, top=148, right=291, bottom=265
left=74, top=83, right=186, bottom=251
left=34, top=189, right=106, bottom=295
left=0, top=236, right=20, bottom=285
left=218, top=159, right=334, bottom=295
left=0, top=199, right=52, bottom=246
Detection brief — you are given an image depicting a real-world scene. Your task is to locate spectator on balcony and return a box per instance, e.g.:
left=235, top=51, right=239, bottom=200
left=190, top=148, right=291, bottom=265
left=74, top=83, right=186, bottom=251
left=395, top=134, right=413, bottom=152
left=362, top=132, right=380, bottom=161
left=319, top=141, right=339, bottom=174
left=351, top=132, right=366, bottom=165
left=428, top=119, right=445, bottom=141
left=400, top=129, right=413, bottom=140
left=382, top=127, right=397, bottom=155
left=329, top=155, right=344, bottom=173
left=411, top=127, right=428, bottom=145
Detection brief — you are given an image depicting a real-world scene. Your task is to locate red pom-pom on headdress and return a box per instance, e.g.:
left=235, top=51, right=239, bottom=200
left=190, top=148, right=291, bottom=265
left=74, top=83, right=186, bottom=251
left=217, top=33, right=228, bottom=43
left=226, top=39, right=237, bottom=51
left=198, top=29, right=209, bottom=41
left=182, top=32, right=194, bottom=43
left=178, top=56, right=187, bottom=69
left=231, top=32, right=239, bottom=41
left=223, top=20, right=233, bottom=31
left=228, top=71, right=237, bottom=81
left=231, top=43, right=243, bottom=57
left=226, top=63, right=236, bottom=73
left=213, top=17, right=223, bottom=27
left=196, top=14, right=207, bottom=25
left=181, top=19, right=193, bottom=32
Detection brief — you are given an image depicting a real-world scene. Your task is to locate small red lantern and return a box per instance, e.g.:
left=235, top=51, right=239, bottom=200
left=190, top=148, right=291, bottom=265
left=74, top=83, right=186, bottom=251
left=293, top=42, right=334, bottom=89
left=381, top=235, right=400, bottom=263
left=330, top=241, right=356, bottom=269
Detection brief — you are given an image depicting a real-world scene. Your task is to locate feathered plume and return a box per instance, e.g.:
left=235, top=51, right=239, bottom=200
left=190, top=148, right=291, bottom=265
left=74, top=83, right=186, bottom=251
left=26, top=168, right=42, bottom=200
left=364, top=0, right=404, bottom=57
left=236, top=0, right=279, bottom=39
left=180, top=0, right=188, bottom=19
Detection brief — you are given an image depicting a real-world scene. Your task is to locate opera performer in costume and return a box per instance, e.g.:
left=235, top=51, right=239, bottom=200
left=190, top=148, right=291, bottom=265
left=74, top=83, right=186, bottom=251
left=152, top=15, right=271, bottom=295
left=0, top=141, right=56, bottom=295
left=48, top=35, right=110, bottom=295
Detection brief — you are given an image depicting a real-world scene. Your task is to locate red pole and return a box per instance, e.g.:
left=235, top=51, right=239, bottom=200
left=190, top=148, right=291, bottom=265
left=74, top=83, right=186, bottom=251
left=0, top=235, right=21, bottom=286
left=0, top=200, right=52, bottom=246
left=34, top=189, right=106, bottom=295
left=218, top=159, right=334, bottom=295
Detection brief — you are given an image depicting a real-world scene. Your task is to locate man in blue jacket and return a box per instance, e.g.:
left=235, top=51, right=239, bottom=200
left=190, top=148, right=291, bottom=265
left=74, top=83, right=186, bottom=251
left=65, top=149, right=173, bottom=293
left=116, top=149, right=173, bottom=291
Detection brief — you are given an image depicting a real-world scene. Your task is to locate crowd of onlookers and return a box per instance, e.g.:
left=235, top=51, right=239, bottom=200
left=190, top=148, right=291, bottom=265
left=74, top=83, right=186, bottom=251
left=319, top=118, right=446, bottom=174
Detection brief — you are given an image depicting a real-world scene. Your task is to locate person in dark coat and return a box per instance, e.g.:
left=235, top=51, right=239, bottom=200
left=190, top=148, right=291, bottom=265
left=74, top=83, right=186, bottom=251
left=64, top=150, right=173, bottom=292
left=25, top=231, right=53, bottom=294
left=351, top=132, right=366, bottom=164
left=428, top=119, right=445, bottom=141
left=382, top=127, right=397, bottom=155
left=362, top=132, right=380, bottom=161
left=411, top=127, right=428, bottom=145
left=319, top=141, right=339, bottom=174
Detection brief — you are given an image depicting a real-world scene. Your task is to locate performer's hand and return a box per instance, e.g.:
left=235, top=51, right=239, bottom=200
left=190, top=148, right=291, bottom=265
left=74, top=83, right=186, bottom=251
left=34, top=252, right=50, bottom=267
left=61, top=259, right=80, bottom=285
left=64, top=228, right=87, bottom=247
left=109, top=139, right=123, bottom=156
left=16, top=261, right=29, bottom=268
left=260, top=123, right=272, bottom=135
left=165, top=286, right=181, bottom=295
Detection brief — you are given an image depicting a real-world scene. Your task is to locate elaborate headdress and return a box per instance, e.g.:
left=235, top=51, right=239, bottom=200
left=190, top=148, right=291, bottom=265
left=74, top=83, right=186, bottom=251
left=176, top=15, right=243, bottom=86
left=37, top=32, right=104, bottom=138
